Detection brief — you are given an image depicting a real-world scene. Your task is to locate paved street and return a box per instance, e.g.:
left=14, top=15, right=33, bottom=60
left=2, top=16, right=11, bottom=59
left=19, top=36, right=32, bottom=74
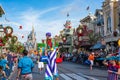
left=10, top=61, right=117, bottom=80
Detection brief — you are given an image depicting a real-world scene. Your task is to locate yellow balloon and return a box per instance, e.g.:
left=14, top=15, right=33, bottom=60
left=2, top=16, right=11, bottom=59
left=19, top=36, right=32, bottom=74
left=118, top=40, right=120, bottom=46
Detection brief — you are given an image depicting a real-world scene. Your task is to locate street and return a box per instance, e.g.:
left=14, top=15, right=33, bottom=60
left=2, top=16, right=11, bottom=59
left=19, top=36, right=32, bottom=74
left=10, top=61, right=112, bottom=80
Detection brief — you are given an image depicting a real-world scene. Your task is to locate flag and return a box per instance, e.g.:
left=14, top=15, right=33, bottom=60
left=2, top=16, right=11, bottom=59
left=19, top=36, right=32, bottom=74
left=86, top=6, right=89, bottom=10
left=5, top=17, right=10, bottom=22
left=67, top=13, right=69, bottom=17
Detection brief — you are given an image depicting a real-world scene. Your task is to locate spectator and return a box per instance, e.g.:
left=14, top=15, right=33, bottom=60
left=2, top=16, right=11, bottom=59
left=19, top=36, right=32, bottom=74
left=0, top=66, right=7, bottom=80
left=17, top=50, right=34, bottom=80
left=0, top=54, right=9, bottom=80
left=6, top=52, right=13, bottom=77
left=103, top=57, right=120, bottom=80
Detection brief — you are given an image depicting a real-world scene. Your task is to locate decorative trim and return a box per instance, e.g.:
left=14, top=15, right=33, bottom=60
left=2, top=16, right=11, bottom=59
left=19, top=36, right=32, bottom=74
left=4, top=26, right=13, bottom=37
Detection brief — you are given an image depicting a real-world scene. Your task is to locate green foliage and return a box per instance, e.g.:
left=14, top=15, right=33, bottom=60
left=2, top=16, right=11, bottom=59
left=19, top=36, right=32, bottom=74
left=88, top=32, right=100, bottom=45
left=55, top=42, right=59, bottom=47
left=9, top=42, right=24, bottom=53
left=59, top=47, right=66, bottom=53
left=2, top=36, right=8, bottom=45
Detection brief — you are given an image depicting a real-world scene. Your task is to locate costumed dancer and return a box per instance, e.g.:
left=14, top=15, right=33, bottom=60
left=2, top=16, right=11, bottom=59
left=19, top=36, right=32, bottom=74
left=45, top=32, right=59, bottom=80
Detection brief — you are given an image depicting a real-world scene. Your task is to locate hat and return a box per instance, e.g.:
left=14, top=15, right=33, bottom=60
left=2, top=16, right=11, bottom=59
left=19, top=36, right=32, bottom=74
left=92, top=52, right=94, bottom=54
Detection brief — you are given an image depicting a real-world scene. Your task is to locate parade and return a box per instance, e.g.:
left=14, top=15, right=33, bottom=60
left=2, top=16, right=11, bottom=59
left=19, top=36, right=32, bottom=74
left=1, top=0, right=120, bottom=80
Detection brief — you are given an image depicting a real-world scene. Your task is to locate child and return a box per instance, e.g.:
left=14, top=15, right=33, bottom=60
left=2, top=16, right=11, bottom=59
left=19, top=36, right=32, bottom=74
left=103, top=56, right=120, bottom=80
left=0, top=66, right=7, bottom=80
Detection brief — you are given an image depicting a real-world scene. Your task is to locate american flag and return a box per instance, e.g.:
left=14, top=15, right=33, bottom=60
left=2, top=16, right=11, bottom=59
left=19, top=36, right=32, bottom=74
left=86, top=6, right=89, bottom=10
left=67, top=13, right=69, bottom=17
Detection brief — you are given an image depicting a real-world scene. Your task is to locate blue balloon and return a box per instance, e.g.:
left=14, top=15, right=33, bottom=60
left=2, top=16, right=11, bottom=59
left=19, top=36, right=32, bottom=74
left=46, top=32, right=51, bottom=37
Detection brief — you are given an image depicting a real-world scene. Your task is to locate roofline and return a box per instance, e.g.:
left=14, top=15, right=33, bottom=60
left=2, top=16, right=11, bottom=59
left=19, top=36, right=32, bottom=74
left=0, top=5, right=5, bottom=15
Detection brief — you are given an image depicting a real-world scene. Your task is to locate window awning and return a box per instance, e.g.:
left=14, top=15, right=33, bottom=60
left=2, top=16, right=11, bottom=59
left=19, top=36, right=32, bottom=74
left=90, top=42, right=106, bottom=49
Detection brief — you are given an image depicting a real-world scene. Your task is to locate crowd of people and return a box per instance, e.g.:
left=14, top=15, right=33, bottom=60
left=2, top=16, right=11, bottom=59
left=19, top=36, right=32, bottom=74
left=0, top=48, right=59, bottom=80
left=0, top=49, right=18, bottom=80
left=61, top=48, right=120, bottom=80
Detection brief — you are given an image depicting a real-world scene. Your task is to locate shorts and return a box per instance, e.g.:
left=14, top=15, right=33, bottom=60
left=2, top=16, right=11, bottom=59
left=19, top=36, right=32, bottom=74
left=38, top=62, right=44, bottom=69
left=21, top=73, right=33, bottom=80
left=90, top=60, right=94, bottom=66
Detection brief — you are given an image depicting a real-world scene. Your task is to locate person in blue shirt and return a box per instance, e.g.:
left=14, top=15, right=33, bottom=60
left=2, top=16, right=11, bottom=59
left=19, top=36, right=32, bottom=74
left=17, top=50, right=34, bottom=80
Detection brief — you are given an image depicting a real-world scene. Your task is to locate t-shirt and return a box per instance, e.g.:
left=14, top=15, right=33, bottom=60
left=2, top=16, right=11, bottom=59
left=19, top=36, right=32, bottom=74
left=18, top=56, right=34, bottom=75
left=107, top=64, right=120, bottom=80
left=0, top=59, right=8, bottom=70
left=88, top=54, right=95, bottom=61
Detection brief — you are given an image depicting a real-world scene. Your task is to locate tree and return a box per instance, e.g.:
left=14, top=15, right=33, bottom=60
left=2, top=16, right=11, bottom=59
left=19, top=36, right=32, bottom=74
left=88, top=31, right=100, bottom=45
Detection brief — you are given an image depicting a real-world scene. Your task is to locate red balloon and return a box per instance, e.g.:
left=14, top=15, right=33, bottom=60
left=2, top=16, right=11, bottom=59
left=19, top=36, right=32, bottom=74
left=19, top=26, right=22, bottom=29
left=22, top=36, right=24, bottom=38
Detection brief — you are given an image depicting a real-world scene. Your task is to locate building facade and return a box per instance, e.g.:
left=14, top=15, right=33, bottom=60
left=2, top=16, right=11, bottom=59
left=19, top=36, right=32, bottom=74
left=94, top=9, right=104, bottom=37
left=101, top=0, right=120, bottom=52
left=102, top=0, right=120, bottom=42
left=59, top=20, right=74, bottom=53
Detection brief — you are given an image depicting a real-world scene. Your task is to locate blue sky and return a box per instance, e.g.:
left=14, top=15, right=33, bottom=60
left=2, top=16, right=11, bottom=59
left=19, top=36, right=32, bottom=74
left=0, top=0, right=104, bottom=43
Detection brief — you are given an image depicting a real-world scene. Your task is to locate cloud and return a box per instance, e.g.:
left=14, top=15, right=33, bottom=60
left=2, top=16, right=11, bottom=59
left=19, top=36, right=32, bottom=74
left=14, top=5, right=81, bottom=43
left=16, top=7, right=64, bottom=43
left=0, top=0, right=93, bottom=43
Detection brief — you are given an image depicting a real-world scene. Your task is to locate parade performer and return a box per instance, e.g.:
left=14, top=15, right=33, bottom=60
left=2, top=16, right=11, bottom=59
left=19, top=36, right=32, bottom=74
left=103, top=56, right=120, bottom=80
left=44, top=32, right=59, bottom=80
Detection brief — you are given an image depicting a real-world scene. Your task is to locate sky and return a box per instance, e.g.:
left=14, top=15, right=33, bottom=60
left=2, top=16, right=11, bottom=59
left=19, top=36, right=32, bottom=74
left=0, top=0, right=104, bottom=43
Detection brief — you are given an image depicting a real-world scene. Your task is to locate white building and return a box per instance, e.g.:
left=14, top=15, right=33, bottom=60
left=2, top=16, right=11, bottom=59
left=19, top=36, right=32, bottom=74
left=25, top=27, right=37, bottom=51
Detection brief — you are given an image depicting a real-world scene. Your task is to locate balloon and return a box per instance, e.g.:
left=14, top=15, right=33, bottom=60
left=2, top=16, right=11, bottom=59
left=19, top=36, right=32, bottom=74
left=46, top=32, right=51, bottom=37
left=118, top=39, right=120, bottom=47
left=19, top=26, right=22, bottom=29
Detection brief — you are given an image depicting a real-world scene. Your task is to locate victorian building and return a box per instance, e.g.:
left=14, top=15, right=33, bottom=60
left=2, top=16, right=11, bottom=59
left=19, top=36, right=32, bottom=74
left=75, top=14, right=96, bottom=49
left=102, top=0, right=120, bottom=52
left=25, top=27, right=37, bottom=51
left=94, top=9, right=104, bottom=37
left=102, top=0, right=119, bottom=41
left=59, top=19, right=74, bottom=53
